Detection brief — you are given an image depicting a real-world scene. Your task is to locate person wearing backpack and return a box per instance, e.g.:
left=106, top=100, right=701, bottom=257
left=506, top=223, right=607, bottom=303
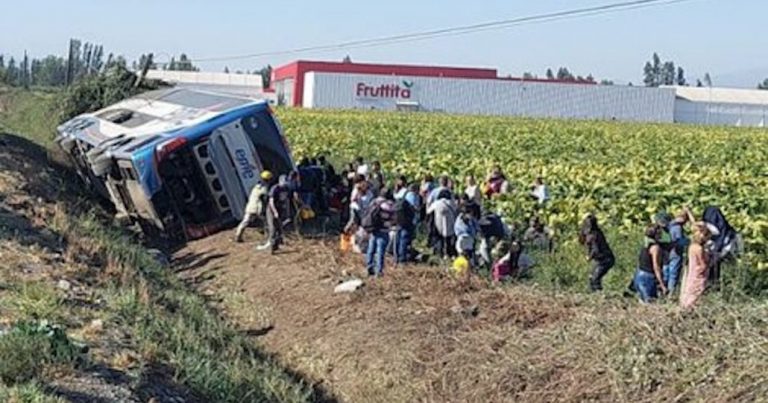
left=235, top=171, right=273, bottom=243
left=362, top=188, right=396, bottom=276
left=394, top=189, right=417, bottom=264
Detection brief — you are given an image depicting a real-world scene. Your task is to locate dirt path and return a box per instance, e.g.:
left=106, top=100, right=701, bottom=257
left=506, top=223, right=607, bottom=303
left=177, top=230, right=576, bottom=402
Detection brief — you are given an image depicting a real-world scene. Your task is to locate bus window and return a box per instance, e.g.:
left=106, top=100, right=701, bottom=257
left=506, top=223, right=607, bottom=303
left=240, top=111, right=293, bottom=175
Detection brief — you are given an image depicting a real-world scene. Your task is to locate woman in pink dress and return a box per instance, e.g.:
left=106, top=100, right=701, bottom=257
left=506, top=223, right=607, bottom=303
left=680, top=223, right=712, bottom=309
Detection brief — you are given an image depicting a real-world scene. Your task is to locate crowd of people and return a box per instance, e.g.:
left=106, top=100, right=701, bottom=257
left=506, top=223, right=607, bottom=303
left=235, top=155, right=740, bottom=310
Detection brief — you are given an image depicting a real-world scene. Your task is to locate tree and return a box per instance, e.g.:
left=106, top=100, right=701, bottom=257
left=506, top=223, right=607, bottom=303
left=165, top=54, right=198, bottom=72
left=105, top=55, right=127, bottom=70
left=223, top=66, right=230, bottom=74
left=600, top=79, right=614, bottom=85
left=652, top=53, right=661, bottom=82
left=21, top=51, right=30, bottom=89
left=34, top=56, right=67, bottom=86
left=696, top=79, right=703, bottom=87
left=758, top=78, right=768, bottom=90
left=643, top=53, right=663, bottom=87
left=65, top=39, right=82, bottom=85
left=6, top=57, right=18, bottom=86
left=89, top=45, right=104, bottom=74
left=643, top=61, right=656, bottom=87
left=676, top=67, right=686, bottom=86
left=643, top=52, right=686, bottom=87
left=703, top=73, right=712, bottom=87
left=522, top=72, right=536, bottom=80
left=176, top=54, right=197, bottom=71
left=545, top=68, right=554, bottom=80
left=556, top=67, right=574, bottom=81
left=258, top=65, right=272, bottom=88
left=342, top=55, right=352, bottom=63
left=661, top=61, right=676, bottom=86
left=135, top=54, right=157, bottom=71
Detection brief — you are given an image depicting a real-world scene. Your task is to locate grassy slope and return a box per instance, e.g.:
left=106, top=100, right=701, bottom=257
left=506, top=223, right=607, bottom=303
left=0, top=88, right=316, bottom=402
left=0, top=87, right=59, bottom=148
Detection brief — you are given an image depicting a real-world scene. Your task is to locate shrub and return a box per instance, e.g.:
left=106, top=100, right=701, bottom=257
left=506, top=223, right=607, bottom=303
left=0, top=320, right=83, bottom=385
left=0, top=330, right=51, bottom=385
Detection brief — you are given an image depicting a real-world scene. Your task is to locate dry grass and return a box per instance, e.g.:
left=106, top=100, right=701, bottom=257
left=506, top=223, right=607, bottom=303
left=180, top=231, right=768, bottom=403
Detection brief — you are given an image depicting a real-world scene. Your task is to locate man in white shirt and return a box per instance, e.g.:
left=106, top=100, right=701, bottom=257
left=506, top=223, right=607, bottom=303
left=235, top=171, right=272, bottom=242
left=355, top=156, right=369, bottom=177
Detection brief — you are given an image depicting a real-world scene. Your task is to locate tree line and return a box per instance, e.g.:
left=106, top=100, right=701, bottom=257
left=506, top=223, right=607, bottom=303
left=0, top=40, right=129, bottom=88
left=0, top=40, right=207, bottom=88
left=1, top=40, right=278, bottom=90
left=520, top=68, right=606, bottom=84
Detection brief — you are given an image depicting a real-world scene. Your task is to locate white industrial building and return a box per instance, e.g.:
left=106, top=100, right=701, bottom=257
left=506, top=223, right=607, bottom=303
left=303, top=71, right=676, bottom=123
left=150, top=59, right=761, bottom=128
left=671, top=86, right=768, bottom=127
left=145, top=70, right=273, bottom=101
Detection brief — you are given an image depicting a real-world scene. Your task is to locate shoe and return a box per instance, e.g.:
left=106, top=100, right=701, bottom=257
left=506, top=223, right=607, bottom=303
left=257, top=242, right=272, bottom=251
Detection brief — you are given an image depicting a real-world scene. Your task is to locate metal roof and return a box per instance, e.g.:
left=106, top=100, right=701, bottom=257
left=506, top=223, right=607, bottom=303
left=668, top=86, right=768, bottom=106
left=58, top=88, right=265, bottom=145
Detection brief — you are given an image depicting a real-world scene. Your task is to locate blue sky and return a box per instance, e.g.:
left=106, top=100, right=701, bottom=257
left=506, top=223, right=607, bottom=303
left=1, top=0, right=766, bottom=87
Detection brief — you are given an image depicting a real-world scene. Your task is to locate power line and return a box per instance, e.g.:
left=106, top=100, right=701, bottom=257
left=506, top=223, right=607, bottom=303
left=187, top=0, right=701, bottom=63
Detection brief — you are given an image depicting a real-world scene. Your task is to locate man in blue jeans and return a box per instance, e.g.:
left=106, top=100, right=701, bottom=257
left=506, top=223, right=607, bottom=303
left=362, top=188, right=395, bottom=276
left=394, top=183, right=419, bottom=264
left=662, top=211, right=690, bottom=293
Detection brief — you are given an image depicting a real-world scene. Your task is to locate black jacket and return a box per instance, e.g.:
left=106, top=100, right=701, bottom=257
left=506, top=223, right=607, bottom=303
left=586, top=229, right=614, bottom=264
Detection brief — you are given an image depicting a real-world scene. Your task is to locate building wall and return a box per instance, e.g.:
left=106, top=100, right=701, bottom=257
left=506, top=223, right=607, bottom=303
left=272, top=60, right=499, bottom=107
left=145, top=70, right=266, bottom=99
left=674, top=99, right=767, bottom=127
left=304, top=72, right=676, bottom=123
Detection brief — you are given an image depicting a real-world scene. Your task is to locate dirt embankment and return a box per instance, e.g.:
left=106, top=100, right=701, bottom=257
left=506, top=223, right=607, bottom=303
left=0, top=133, right=200, bottom=402
left=178, top=232, right=583, bottom=402
left=179, top=221, right=768, bottom=402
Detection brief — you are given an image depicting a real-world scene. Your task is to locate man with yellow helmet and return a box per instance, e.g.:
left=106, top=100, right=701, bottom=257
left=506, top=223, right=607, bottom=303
left=234, top=170, right=273, bottom=242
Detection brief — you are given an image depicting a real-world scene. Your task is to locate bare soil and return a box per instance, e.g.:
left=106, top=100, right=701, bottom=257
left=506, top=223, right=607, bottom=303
left=177, top=230, right=578, bottom=402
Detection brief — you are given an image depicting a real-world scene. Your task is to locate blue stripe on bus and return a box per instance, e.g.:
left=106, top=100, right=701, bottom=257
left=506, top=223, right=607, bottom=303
left=130, top=102, right=269, bottom=196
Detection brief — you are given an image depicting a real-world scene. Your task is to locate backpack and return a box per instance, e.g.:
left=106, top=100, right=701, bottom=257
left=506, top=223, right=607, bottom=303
left=394, top=199, right=415, bottom=229
left=361, top=201, right=382, bottom=232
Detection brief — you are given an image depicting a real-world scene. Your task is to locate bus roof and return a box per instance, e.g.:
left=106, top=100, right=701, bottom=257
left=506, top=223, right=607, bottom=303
left=57, top=88, right=267, bottom=146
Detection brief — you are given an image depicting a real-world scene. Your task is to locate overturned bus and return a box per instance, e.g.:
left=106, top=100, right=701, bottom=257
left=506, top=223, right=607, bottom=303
left=55, top=88, right=294, bottom=243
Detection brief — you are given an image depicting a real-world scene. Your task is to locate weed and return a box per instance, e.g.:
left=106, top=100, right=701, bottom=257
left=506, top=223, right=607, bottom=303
left=1, top=282, right=63, bottom=322
left=0, top=382, right=66, bottom=403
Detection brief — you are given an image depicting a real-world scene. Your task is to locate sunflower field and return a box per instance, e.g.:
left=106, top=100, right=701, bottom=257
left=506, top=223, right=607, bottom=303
left=277, top=109, right=768, bottom=293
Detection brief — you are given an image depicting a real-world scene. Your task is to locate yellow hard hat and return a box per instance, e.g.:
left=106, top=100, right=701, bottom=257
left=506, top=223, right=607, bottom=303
left=452, top=256, right=470, bottom=277
left=260, top=170, right=273, bottom=181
